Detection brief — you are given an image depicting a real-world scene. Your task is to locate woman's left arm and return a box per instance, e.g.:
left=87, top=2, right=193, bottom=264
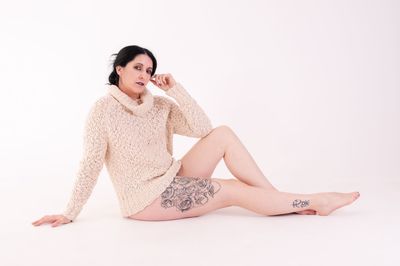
left=151, top=73, right=213, bottom=137
left=165, top=82, right=213, bottom=137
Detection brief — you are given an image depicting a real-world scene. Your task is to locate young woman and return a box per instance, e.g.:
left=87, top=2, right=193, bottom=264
left=32, top=45, right=360, bottom=227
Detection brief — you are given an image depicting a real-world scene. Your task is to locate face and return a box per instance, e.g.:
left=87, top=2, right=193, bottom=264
left=116, top=54, right=153, bottom=96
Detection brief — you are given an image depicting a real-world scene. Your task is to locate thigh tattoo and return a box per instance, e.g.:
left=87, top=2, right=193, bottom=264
left=160, top=176, right=222, bottom=212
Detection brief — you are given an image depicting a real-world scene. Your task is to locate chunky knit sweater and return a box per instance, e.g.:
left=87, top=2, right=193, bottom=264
left=62, top=82, right=213, bottom=221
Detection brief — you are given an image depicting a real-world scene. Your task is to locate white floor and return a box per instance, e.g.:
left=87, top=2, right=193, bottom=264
left=1, top=176, right=398, bottom=266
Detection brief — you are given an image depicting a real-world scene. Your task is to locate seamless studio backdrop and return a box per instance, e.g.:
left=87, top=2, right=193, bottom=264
left=0, top=0, right=398, bottom=266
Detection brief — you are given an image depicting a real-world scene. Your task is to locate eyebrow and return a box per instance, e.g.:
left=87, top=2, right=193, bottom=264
left=136, top=63, right=153, bottom=70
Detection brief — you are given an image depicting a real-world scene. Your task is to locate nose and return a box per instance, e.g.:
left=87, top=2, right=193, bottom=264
left=138, top=72, right=146, bottom=81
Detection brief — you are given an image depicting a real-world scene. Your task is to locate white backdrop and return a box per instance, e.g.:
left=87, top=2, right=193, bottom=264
left=0, top=1, right=399, bottom=266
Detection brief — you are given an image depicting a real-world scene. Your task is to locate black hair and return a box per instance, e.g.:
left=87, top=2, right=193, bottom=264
left=107, top=45, right=157, bottom=86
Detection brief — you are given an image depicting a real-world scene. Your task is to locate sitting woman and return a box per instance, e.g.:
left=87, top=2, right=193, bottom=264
left=32, top=45, right=360, bottom=227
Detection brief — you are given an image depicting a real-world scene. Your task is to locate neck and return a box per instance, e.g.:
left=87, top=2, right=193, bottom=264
left=108, top=84, right=154, bottom=116
left=118, top=82, right=140, bottom=100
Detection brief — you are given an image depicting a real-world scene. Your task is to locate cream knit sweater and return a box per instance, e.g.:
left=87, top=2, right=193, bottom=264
left=62, top=82, right=213, bottom=221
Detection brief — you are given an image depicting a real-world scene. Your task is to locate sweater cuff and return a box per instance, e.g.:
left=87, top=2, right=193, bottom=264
left=62, top=211, right=76, bottom=222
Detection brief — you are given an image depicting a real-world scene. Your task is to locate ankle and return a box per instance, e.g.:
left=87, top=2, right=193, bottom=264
left=309, top=193, right=326, bottom=211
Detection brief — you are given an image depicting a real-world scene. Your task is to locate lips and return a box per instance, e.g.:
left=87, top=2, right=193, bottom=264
left=136, top=82, right=144, bottom=86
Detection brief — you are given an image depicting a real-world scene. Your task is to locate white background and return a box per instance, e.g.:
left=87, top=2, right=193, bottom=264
left=0, top=0, right=398, bottom=266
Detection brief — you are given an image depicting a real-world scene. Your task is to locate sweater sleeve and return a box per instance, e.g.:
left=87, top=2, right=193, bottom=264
left=62, top=100, right=108, bottom=221
left=165, top=82, right=213, bottom=138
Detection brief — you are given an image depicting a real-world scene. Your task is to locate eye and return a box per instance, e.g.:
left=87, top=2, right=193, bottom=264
left=135, top=66, right=152, bottom=75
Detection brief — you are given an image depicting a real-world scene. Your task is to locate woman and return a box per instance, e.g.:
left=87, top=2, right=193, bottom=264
left=32, top=45, right=360, bottom=227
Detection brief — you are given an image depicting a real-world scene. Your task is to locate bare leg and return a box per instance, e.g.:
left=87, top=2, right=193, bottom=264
left=129, top=178, right=361, bottom=221
left=221, top=128, right=320, bottom=215
left=177, top=125, right=277, bottom=190
left=178, top=126, right=316, bottom=214
left=222, top=126, right=278, bottom=190
left=229, top=179, right=360, bottom=216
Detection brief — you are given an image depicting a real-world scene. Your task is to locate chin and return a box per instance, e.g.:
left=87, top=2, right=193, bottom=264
left=130, top=85, right=145, bottom=93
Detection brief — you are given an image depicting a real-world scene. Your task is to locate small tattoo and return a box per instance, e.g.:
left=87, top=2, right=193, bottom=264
left=292, top=199, right=310, bottom=208
left=161, top=176, right=221, bottom=213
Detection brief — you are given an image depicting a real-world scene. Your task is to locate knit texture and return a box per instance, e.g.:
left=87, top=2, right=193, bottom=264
left=62, top=82, right=213, bottom=221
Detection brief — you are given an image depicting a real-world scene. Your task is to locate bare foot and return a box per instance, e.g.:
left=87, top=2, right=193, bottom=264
left=314, top=191, right=360, bottom=216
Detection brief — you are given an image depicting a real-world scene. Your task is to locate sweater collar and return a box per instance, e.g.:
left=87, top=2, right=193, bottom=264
left=108, top=85, right=154, bottom=116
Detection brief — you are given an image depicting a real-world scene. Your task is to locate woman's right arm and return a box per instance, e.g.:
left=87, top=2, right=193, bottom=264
left=32, top=99, right=108, bottom=227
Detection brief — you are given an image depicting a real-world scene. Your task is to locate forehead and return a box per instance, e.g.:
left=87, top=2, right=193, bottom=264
left=131, top=54, right=153, bottom=68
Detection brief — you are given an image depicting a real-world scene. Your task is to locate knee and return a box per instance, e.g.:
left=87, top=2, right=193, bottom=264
left=210, top=125, right=235, bottom=139
left=213, top=178, right=240, bottom=207
left=213, top=125, right=233, bottom=133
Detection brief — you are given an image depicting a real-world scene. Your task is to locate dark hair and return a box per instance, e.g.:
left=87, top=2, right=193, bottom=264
left=107, top=45, right=157, bottom=86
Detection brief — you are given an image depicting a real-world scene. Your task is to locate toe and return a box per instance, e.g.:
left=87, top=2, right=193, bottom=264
left=353, top=191, right=360, bottom=200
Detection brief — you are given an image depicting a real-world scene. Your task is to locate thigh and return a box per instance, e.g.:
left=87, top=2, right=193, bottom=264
left=128, top=176, right=234, bottom=221
left=177, top=126, right=232, bottom=178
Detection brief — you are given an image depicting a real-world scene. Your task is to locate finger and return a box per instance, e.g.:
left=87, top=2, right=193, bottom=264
left=32, top=217, right=46, bottom=225
left=159, top=74, right=165, bottom=85
left=157, top=75, right=163, bottom=85
left=162, top=75, right=168, bottom=86
left=154, top=78, right=160, bottom=86
left=35, top=215, right=56, bottom=225
left=33, top=220, right=46, bottom=226
left=51, top=221, right=61, bottom=227
left=42, top=217, right=56, bottom=224
left=32, top=220, right=43, bottom=225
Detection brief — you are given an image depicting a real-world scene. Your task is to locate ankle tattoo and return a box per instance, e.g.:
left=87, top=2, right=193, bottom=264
left=292, top=199, right=310, bottom=208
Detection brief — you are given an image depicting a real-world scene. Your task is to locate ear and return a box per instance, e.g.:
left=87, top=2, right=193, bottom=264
left=116, top=66, right=122, bottom=75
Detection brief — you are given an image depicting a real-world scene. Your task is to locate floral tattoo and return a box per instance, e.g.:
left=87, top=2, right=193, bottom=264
left=160, top=176, right=221, bottom=212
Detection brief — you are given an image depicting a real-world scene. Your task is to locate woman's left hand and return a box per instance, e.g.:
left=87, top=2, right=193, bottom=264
left=150, top=73, right=177, bottom=92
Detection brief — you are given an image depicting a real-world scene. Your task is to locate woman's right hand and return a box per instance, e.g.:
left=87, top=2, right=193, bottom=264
left=32, top=214, right=72, bottom=227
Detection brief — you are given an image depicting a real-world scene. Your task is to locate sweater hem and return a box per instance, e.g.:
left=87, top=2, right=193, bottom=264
left=119, top=159, right=182, bottom=218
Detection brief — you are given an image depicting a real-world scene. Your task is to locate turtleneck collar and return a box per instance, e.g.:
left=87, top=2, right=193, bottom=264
left=108, top=85, right=154, bottom=116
